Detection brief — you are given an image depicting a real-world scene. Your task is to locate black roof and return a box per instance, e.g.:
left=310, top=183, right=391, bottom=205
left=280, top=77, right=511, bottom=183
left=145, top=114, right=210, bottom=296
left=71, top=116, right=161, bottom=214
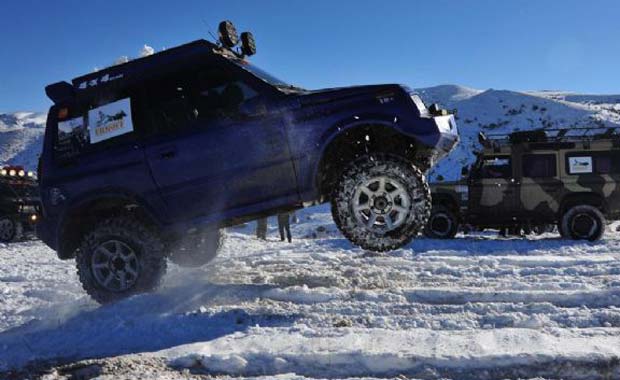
left=47, top=39, right=219, bottom=103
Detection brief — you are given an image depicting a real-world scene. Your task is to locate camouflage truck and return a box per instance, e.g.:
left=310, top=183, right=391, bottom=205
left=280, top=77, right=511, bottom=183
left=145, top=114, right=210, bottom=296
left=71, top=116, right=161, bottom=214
left=425, top=127, right=620, bottom=241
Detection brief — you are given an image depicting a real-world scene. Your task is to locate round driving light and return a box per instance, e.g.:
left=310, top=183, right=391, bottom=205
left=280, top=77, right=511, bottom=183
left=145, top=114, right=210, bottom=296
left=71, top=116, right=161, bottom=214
left=218, top=20, right=239, bottom=48
left=9, top=169, right=16, bottom=176
left=31, top=214, right=38, bottom=222
left=18, top=170, right=25, bottom=177
left=240, top=32, right=256, bottom=56
left=27, top=171, right=34, bottom=177
left=0, top=169, right=6, bottom=176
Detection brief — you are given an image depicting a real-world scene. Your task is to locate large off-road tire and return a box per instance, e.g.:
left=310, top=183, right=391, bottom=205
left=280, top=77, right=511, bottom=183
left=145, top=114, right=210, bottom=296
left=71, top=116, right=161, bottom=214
left=0, top=217, right=21, bottom=243
left=561, top=205, right=606, bottom=241
left=76, top=217, right=167, bottom=304
left=169, top=229, right=225, bottom=267
left=424, top=205, right=459, bottom=239
left=0, top=217, right=17, bottom=243
left=331, top=154, right=431, bottom=252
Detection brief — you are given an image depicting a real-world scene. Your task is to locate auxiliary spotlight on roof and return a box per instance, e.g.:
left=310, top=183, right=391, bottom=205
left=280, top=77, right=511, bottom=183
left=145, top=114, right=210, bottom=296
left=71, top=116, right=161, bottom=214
left=217, top=20, right=256, bottom=58
left=218, top=20, right=238, bottom=48
left=240, top=31, right=256, bottom=56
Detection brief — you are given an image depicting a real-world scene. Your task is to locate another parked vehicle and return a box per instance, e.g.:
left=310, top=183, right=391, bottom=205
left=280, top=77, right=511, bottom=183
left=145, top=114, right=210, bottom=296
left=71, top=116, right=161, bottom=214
left=0, top=167, right=40, bottom=243
left=426, top=127, right=620, bottom=241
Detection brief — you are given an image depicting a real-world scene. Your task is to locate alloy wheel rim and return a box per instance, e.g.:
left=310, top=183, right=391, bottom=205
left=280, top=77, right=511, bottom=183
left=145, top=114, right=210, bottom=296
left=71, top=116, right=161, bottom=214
left=352, top=176, right=413, bottom=233
left=91, top=240, right=140, bottom=292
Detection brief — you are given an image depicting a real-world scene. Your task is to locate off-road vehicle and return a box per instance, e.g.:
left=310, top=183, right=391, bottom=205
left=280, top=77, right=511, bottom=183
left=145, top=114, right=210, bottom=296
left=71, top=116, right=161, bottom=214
left=0, top=166, right=40, bottom=243
left=425, top=127, right=620, bottom=241
left=38, top=21, right=458, bottom=303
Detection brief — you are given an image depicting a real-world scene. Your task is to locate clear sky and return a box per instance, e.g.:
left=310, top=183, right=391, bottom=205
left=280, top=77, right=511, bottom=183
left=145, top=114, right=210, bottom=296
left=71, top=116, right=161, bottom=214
left=1, top=0, right=619, bottom=112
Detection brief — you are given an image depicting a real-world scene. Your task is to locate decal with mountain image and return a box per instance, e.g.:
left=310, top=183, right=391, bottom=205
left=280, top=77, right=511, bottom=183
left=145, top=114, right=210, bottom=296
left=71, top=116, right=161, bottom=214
left=88, top=98, right=133, bottom=144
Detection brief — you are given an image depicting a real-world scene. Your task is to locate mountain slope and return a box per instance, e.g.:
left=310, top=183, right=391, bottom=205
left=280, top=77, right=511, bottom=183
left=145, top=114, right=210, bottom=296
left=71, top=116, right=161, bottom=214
left=0, top=112, right=46, bottom=169
left=417, top=85, right=620, bottom=181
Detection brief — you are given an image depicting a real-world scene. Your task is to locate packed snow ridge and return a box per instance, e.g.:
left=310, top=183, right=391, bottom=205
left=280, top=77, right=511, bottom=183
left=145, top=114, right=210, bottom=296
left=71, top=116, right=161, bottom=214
left=1, top=211, right=620, bottom=379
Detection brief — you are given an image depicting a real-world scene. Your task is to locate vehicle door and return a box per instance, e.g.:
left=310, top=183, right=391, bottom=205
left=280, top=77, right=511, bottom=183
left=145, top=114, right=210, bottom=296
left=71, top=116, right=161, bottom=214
left=143, top=65, right=298, bottom=222
left=468, top=154, right=518, bottom=220
left=518, top=153, right=561, bottom=218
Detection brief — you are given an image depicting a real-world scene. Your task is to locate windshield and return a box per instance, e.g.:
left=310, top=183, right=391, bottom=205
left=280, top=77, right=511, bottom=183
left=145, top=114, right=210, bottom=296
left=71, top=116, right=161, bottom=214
left=231, top=59, right=305, bottom=93
left=234, top=61, right=289, bottom=87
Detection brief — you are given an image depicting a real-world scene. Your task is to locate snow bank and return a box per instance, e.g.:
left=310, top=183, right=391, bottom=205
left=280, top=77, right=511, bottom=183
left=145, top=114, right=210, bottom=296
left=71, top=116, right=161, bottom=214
left=164, top=327, right=620, bottom=379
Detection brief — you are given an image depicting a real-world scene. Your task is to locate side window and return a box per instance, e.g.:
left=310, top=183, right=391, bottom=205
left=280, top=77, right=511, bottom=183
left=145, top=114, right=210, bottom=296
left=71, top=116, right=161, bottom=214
left=144, top=74, right=195, bottom=134
left=522, top=154, right=557, bottom=178
left=54, top=94, right=136, bottom=163
left=189, top=68, right=258, bottom=120
left=145, top=66, right=258, bottom=135
left=566, top=152, right=620, bottom=175
left=594, top=154, right=611, bottom=174
left=479, top=156, right=512, bottom=179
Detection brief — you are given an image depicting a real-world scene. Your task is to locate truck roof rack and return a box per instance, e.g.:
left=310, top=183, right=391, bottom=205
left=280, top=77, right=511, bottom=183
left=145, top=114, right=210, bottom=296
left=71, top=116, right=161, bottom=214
left=478, top=126, right=620, bottom=149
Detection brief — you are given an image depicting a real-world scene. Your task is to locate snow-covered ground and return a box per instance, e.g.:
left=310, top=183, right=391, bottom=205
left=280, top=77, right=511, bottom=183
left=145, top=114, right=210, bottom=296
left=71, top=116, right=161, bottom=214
left=2, top=85, right=620, bottom=378
left=1, top=205, right=620, bottom=379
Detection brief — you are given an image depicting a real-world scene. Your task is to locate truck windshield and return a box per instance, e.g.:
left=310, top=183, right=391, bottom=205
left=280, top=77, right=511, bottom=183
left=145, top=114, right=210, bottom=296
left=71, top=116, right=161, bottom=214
left=232, top=60, right=305, bottom=92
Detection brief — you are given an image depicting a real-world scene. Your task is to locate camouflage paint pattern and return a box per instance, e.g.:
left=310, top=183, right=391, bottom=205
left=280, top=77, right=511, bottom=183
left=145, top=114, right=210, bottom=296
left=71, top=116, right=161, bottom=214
left=430, top=138, right=620, bottom=226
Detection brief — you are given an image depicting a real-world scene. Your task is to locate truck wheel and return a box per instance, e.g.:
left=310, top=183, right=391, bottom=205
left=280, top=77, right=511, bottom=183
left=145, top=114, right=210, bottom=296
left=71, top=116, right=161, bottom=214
left=561, top=205, right=606, bottom=241
left=76, top=217, right=167, bottom=304
left=0, top=217, right=16, bottom=243
left=424, top=205, right=458, bottom=239
left=169, top=229, right=225, bottom=267
left=331, top=155, right=431, bottom=252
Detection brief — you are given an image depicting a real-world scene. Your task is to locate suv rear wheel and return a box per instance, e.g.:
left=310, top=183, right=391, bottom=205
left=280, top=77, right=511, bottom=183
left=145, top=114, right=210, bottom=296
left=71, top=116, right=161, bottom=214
left=169, top=229, right=225, bottom=267
left=331, top=155, right=431, bottom=252
left=424, top=205, right=458, bottom=239
left=561, top=205, right=606, bottom=241
left=76, top=217, right=167, bottom=304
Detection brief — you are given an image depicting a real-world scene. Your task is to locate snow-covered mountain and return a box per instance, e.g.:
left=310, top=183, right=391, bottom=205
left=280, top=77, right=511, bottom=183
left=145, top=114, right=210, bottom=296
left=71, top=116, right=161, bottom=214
left=2, top=85, right=620, bottom=180
left=0, top=112, right=46, bottom=170
left=419, top=85, right=620, bottom=181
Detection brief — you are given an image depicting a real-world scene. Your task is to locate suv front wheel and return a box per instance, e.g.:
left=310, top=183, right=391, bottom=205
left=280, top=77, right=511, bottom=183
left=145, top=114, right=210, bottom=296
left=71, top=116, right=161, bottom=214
left=560, top=205, right=606, bottom=241
left=331, top=155, right=431, bottom=252
left=76, top=217, right=167, bottom=304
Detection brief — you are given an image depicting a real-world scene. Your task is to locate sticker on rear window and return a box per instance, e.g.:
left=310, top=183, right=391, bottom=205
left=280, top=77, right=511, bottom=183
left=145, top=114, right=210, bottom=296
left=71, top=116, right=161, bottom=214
left=569, top=156, right=593, bottom=174
left=88, top=98, right=133, bottom=144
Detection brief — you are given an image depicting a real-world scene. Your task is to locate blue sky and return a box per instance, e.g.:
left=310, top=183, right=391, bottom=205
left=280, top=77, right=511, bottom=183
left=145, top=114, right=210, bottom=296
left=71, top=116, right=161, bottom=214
left=1, top=0, right=619, bottom=112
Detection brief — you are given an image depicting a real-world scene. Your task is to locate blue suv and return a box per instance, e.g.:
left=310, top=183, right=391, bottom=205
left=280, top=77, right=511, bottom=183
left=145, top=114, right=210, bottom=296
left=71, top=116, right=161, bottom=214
left=38, top=22, right=458, bottom=303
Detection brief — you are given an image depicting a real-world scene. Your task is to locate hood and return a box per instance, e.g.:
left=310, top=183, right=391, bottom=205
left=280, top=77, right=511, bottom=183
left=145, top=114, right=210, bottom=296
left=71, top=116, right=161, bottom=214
left=297, top=84, right=408, bottom=106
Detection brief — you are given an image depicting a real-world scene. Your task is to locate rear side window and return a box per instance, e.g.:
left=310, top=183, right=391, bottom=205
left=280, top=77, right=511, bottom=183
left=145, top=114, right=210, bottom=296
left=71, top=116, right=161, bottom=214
left=479, top=156, right=512, bottom=179
left=54, top=95, right=138, bottom=163
left=566, top=152, right=620, bottom=175
left=522, top=154, right=557, bottom=178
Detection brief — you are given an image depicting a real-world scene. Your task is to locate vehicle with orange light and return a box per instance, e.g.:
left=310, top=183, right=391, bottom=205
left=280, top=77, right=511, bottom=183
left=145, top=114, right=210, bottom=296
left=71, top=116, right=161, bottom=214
left=0, top=166, right=40, bottom=243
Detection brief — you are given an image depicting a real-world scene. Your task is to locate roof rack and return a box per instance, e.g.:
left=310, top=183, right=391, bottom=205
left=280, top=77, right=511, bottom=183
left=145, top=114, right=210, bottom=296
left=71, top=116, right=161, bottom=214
left=478, top=126, right=620, bottom=149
